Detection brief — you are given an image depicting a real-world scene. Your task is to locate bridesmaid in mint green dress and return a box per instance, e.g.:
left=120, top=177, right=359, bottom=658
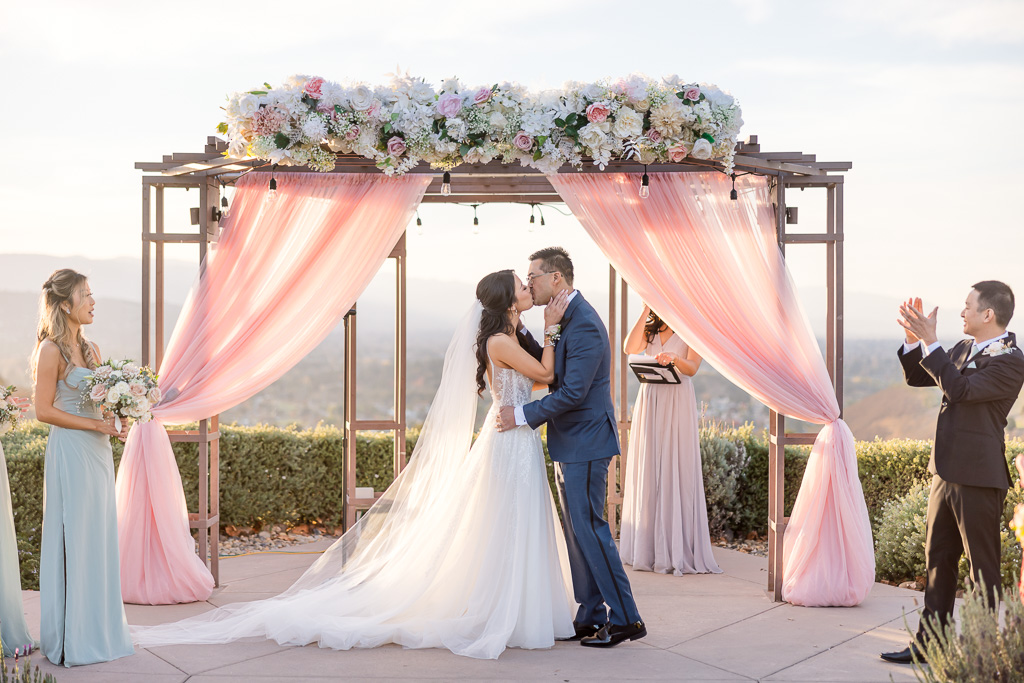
left=1, top=399, right=37, bottom=656
left=33, top=270, right=133, bottom=667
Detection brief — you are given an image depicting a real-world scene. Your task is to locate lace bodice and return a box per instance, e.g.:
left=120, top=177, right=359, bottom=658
left=489, top=362, right=534, bottom=408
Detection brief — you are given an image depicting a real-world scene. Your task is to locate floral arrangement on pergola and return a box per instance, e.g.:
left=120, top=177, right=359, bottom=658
left=218, top=74, right=744, bottom=176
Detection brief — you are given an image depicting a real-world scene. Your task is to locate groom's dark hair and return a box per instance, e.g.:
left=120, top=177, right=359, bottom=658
left=529, top=247, right=574, bottom=286
left=973, top=280, right=1014, bottom=327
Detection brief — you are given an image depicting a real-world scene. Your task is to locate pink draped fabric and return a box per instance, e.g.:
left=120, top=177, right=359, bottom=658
left=115, top=172, right=430, bottom=604
left=550, top=172, right=874, bottom=607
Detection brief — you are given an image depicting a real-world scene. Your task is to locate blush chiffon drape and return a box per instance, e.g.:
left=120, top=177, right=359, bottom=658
left=549, top=172, right=874, bottom=607
left=115, top=172, right=430, bottom=604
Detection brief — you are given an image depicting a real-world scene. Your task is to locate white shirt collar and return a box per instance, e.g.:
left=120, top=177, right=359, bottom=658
left=566, top=289, right=578, bottom=303
left=974, top=331, right=1009, bottom=350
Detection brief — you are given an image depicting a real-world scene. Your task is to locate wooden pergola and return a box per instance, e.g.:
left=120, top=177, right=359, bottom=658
left=136, top=135, right=849, bottom=601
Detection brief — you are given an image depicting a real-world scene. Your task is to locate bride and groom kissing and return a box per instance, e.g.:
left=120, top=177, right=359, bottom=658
left=133, top=247, right=645, bottom=660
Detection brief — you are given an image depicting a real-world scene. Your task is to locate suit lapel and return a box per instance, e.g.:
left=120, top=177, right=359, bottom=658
left=964, top=331, right=1016, bottom=367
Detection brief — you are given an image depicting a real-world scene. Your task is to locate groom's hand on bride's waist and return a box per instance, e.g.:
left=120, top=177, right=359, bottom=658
left=497, top=405, right=517, bottom=432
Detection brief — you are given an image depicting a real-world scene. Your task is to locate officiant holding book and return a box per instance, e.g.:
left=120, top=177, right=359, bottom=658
left=618, top=305, right=721, bottom=576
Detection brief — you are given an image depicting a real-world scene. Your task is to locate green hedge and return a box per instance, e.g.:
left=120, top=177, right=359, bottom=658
left=4, top=421, right=1023, bottom=593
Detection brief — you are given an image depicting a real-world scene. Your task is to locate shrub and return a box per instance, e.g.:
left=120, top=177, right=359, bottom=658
left=874, top=483, right=1023, bottom=590
left=698, top=420, right=747, bottom=538
left=726, top=424, right=809, bottom=537
left=911, top=577, right=1024, bottom=682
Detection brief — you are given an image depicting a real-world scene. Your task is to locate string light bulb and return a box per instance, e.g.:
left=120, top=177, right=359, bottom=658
left=639, top=165, right=650, bottom=199
left=266, top=165, right=279, bottom=203
left=472, top=204, right=479, bottom=232
left=730, top=173, right=738, bottom=201
left=415, top=211, right=423, bottom=234
left=538, top=206, right=546, bottom=227
left=441, top=171, right=452, bottom=196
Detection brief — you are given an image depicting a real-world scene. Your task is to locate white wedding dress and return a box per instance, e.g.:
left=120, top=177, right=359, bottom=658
left=132, top=303, right=575, bottom=659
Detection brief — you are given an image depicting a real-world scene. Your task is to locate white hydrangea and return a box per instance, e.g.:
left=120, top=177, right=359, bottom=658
left=301, top=115, right=328, bottom=142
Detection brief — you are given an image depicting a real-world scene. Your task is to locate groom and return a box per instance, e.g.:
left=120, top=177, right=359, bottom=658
left=881, top=281, right=1024, bottom=664
left=497, top=247, right=646, bottom=648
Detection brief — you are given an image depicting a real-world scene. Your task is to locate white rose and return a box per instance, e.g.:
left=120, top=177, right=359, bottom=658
left=488, top=111, right=508, bottom=131
left=238, top=94, right=259, bottom=118
left=691, top=138, right=713, bottom=159
left=612, top=108, right=644, bottom=139
left=578, top=122, right=610, bottom=150
left=113, top=381, right=130, bottom=395
left=349, top=85, right=374, bottom=111
left=106, top=387, right=121, bottom=403
left=441, top=77, right=462, bottom=93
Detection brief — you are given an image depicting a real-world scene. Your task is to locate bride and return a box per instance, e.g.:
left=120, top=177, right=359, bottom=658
left=132, top=270, right=574, bottom=659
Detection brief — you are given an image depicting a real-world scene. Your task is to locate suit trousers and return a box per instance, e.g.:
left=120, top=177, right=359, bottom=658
left=555, top=458, right=641, bottom=627
left=918, top=474, right=1006, bottom=639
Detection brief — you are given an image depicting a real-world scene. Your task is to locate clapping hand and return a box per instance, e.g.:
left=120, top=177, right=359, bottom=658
left=12, top=396, right=31, bottom=416
left=898, top=297, right=938, bottom=346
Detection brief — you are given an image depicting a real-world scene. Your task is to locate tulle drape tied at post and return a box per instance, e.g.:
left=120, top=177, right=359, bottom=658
left=549, top=171, right=875, bottom=607
left=115, top=172, right=430, bottom=604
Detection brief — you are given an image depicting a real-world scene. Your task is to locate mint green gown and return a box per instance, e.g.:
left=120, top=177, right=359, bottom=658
left=0, top=439, right=36, bottom=657
left=39, top=365, right=133, bottom=666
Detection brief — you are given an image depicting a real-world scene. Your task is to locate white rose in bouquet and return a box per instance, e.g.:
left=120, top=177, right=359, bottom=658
left=612, top=108, right=644, bottom=139
left=691, top=138, right=713, bottom=159
left=349, top=85, right=374, bottom=111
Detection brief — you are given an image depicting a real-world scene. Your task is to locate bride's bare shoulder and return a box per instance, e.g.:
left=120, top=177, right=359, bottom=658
left=485, top=333, right=517, bottom=369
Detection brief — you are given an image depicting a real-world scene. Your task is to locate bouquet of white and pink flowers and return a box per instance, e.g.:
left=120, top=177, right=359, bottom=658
left=0, top=385, right=25, bottom=432
left=82, top=359, right=161, bottom=431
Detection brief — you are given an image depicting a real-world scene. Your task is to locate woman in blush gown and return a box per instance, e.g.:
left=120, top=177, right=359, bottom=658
left=32, top=269, right=133, bottom=667
left=131, top=270, right=576, bottom=660
left=619, top=305, right=721, bottom=576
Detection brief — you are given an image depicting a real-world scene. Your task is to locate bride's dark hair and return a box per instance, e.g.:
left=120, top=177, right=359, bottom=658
left=475, top=270, right=517, bottom=395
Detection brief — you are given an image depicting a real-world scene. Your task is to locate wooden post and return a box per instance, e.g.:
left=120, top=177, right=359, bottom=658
left=767, top=172, right=788, bottom=602
left=343, top=305, right=358, bottom=530
left=141, top=182, right=151, bottom=367
left=155, top=186, right=165, bottom=370
left=393, top=233, right=408, bottom=474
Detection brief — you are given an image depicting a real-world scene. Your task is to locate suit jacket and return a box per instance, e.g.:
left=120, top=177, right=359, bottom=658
left=518, top=292, right=620, bottom=463
left=898, top=332, right=1024, bottom=489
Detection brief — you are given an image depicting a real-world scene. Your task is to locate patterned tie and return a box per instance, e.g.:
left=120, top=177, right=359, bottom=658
left=966, top=343, right=980, bottom=369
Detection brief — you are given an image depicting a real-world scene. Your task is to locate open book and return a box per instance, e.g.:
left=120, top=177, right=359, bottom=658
left=627, top=354, right=681, bottom=384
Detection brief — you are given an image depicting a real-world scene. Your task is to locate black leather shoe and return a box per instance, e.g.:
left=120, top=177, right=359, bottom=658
left=880, top=644, right=925, bottom=664
left=557, top=622, right=603, bottom=641
left=580, top=620, right=647, bottom=648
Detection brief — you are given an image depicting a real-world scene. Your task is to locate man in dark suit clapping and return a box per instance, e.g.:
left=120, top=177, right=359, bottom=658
left=881, top=281, right=1024, bottom=664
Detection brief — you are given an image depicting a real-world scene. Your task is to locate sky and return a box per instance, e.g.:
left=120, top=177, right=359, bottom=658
left=1, top=0, right=1022, bottom=340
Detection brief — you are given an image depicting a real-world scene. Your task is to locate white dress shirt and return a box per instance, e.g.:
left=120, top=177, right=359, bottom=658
left=903, top=331, right=1009, bottom=358
left=512, top=290, right=578, bottom=427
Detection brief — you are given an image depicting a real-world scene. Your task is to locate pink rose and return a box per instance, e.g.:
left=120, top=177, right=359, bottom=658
left=89, top=384, right=108, bottom=403
left=367, top=100, right=382, bottom=119
left=345, top=125, right=360, bottom=140
left=472, top=87, right=492, bottom=106
left=647, top=127, right=662, bottom=143
left=147, top=387, right=162, bottom=404
left=94, top=365, right=112, bottom=380
left=123, top=362, right=139, bottom=376
left=129, top=383, right=147, bottom=398
left=436, top=92, right=462, bottom=118
left=586, top=102, right=610, bottom=123
left=668, top=143, right=689, bottom=162
left=512, top=131, right=533, bottom=151
left=683, top=86, right=701, bottom=101
left=386, top=136, right=406, bottom=157
left=304, top=77, right=325, bottom=99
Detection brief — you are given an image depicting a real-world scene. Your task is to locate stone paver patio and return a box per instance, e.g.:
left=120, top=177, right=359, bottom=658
left=9, top=540, right=928, bottom=682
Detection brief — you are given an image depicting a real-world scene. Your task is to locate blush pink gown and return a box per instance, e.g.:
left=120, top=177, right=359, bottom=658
left=619, top=333, right=722, bottom=575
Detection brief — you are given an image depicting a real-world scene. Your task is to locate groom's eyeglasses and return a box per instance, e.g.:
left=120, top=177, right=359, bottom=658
left=527, top=271, right=557, bottom=284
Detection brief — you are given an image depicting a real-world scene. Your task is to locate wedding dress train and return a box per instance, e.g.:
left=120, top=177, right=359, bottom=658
left=132, top=304, right=575, bottom=659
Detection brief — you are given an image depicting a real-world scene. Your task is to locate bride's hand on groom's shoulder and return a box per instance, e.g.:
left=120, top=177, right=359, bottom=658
left=544, top=290, right=569, bottom=327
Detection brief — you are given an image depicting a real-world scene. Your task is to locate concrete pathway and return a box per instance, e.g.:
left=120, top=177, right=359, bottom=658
left=9, top=541, right=927, bottom=681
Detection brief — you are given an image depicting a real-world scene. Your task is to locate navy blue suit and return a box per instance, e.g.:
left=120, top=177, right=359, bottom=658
left=520, top=292, right=641, bottom=627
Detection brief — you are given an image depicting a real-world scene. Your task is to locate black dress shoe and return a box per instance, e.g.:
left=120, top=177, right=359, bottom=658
left=580, top=620, right=647, bottom=648
left=880, top=644, right=926, bottom=664
left=557, top=622, right=603, bottom=641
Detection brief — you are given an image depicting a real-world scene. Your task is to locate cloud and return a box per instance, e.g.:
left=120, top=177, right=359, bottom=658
left=834, top=0, right=1024, bottom=46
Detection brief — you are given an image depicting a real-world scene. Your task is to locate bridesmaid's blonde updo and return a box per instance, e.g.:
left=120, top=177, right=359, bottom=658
left=32, top=268, right=95, bottom=379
